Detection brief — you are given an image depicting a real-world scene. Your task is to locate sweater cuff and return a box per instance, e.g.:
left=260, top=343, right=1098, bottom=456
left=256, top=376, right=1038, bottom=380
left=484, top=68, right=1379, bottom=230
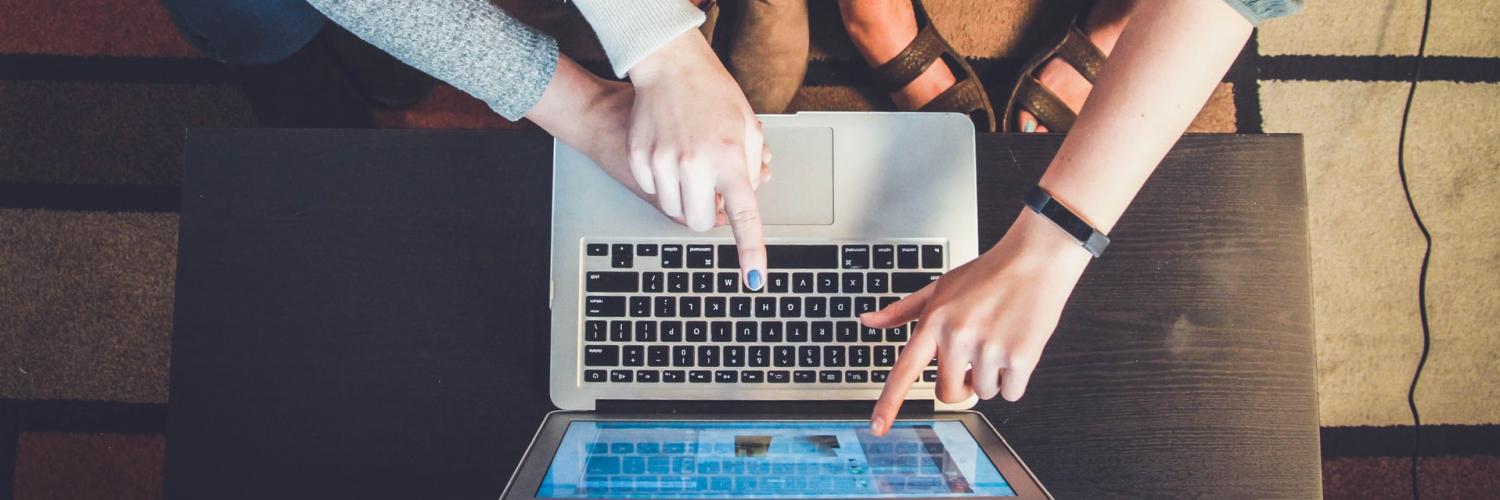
left=572, top=0, right=706, bottom=78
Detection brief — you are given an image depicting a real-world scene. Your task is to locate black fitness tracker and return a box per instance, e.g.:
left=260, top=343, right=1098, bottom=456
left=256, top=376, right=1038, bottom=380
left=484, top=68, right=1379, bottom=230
left=1023, top=185, right=1110, bottom=258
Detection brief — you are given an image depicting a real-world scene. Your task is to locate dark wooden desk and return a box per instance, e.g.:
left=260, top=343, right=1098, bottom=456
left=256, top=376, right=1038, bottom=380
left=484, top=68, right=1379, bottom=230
left=168, top=129, right=1318, bottom=499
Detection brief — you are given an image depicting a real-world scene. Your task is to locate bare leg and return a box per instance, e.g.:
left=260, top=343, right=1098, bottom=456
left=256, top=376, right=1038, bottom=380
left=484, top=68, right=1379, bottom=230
left=837, top=0, right=957, bottom=110
left=1016, top=0, right=1137, bottom=132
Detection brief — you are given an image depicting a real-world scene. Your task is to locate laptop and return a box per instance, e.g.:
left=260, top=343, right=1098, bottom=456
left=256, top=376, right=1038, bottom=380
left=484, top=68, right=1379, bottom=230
left=502, top=113, right=1050, bottom=499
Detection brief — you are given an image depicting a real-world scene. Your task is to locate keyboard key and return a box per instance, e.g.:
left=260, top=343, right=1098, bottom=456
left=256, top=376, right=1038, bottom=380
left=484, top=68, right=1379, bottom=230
left=697, top=346, right=719, bottom=367
left=861, top=326, right=882, bottom=343
left=635, top=321, right=657, bottom=342
left=768, top=272, right=789, bottom=293
left=922, top=245, right=944, bottom=268
left=661, top=321, right=683, bottom=342
left=655, top=297, right=676, bottom=317
left=749, top=346, right=770, bottom=367
left=774, top=346, right=795, bottom=367
left=799, top=346, right=820, bottom=367
left=716, top=272, right=738, bottom=293
left=584, top=370, right=607, bottom=382
left=794, top=370, right=816, bottom=383
left=755, top=297, right=776, bottom=318
left=872, top=370, right=890, bottom=382
left=897, top=245, right=920, bottom=269
left=787, top=322, right=809, bottom=342
left=643, top=272, right=664, bottom=293
left=760, top=322, right=785, bottom=342
left=880, top=296, right=898, bottom=309
left=923, top=370, right=938, bottom=382
left=584, top=345, right=619, bottom=366
left=817, top=273, right=838, bottom=293
left=715, top=370, right=738, bottom=383
left=873, top=245, right=895, bottom=268
left=836, top=322, right=858, bottom=342
left=610, top=320, right=631, bottom=341
left=846, top=370, right=869, bottom=383
left=842, top=273, right=864, bottom=293
left=841, top=245, right=869, bottom=269
left=690, top=370, right=711, bottom=383
left=875, top=346, right=896, bottom=366
left=766, top=245, right=839, bottom=269
left=612, top=244, right=633, bottom=268
left=586, top=272, right=638, bottom=292
left=661, top=245, right=683, bottom=268
left=850, top=346, right=870, bottom=367
left=804, top=297, right=826, bottom=318
left=668, top=272, right=688, bottom=293
left=885, top=324, right=909, bottom=342
left=741, top=370, right=764, bottom=383
left=691, top=272, right=713, bottom=293
left=623, top=345, right=644, bottom=366
left=820, top=370, right=842, bottom=383
left=685, top=321, right=707, bottom=342
left=664, top=370, right=685, bottom=383
left=705, top=297, right=726, bottom=317
left=587, top=243, right=608, bottom=256
left=673, top=346, right=694, bottom=366
left=823, top=346, right=846, bottom=367
left=730, top=297, right=752, bottom=318
left=788, top=272, right=813, bottom=293
left=648, top=346, right=669, bottom=366
left=636, top=244, right=658, bottom=256
left=680, top=297, right=702, bottom=318
left=867, top=272, right=889, bottom=293
left=611, top=370, right=633, bottom=382
left=629, top=296, right=650, bottom=317
left=735, top=321, right=758, bottom=342
left=829, top=297, right=851, bottom=317
left=687, top=245, right=714, bottom=268
left=724, top=346, right=745, bottom=366
left=637, top=370, right=660, bottom=382
left=780, top=297, right=801, bottom=317
left=585, top=320, right=606, bottom=342
left=585, top=296, right=625, bottom=317
left=716, top=245, right=740, bottom=269
left=767, top=370, right=790, bottom=383
left=892, top=273, right=941, bottom=293
left=811, top=321, right=833, bottom=342
left=711, top=321, right=732, bottom=342
left=855, top=297, right=877, bottom=315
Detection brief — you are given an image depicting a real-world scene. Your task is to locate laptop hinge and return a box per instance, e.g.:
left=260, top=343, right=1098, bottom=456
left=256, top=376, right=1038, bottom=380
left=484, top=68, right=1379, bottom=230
left=595, top=399, right=936, bottom=415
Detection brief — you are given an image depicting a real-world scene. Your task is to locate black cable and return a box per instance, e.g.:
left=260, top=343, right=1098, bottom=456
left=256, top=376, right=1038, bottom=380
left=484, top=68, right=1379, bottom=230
left=1398, top=0, right=1435, bottom=498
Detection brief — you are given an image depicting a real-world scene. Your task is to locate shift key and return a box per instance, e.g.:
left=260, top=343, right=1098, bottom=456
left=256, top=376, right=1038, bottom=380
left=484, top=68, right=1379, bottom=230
left=891, top=273, right=941, bottom=293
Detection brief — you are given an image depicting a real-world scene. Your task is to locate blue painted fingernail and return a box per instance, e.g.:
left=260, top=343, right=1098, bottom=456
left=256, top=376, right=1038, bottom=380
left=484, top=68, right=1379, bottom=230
left=1023, top=120, right=1036, bottom=133
left=747, top=269, right=764, bottom=291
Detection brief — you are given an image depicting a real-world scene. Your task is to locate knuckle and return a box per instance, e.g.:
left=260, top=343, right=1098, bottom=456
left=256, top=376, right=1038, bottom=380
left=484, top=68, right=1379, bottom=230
left=729, top=207, right=761, bottom=225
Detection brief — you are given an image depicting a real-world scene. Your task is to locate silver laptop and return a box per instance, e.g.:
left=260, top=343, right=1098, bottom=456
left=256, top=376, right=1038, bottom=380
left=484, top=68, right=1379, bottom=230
left=501, top=112, right=1050, bottom=499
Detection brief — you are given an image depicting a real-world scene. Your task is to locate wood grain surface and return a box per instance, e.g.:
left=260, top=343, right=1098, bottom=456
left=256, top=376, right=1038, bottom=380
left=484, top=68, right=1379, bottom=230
left=168, top=130, right=1317, bottom=499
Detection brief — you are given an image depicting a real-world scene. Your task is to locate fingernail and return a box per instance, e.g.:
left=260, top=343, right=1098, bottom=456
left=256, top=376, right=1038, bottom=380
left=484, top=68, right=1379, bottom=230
left=747, top=269, right=764, bottom=291
left=870, top=416, right=885, bottom=433
left=1022, top=120, right=1036, bottom=133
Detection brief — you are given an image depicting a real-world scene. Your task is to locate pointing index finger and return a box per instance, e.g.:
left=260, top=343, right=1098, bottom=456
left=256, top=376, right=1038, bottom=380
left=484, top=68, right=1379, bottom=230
left=870, top=324, right=937, bottom=436
left=718, top=178, right=766, bottom=290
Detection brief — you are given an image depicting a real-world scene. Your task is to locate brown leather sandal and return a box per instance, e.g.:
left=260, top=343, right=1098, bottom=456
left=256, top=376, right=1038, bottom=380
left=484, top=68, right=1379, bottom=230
left=1002, top=16, right=1107, bottom=132
left=869, top=0, right=997, bottom=133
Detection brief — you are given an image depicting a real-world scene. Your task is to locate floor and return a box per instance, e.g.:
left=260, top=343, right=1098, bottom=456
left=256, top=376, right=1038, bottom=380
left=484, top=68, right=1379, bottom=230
left=0, top=0, right=1496, bottom=498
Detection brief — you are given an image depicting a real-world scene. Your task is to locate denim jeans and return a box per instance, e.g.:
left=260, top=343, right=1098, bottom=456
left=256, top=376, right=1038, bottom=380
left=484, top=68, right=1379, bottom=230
left=160, top=0, right=328, bottom=65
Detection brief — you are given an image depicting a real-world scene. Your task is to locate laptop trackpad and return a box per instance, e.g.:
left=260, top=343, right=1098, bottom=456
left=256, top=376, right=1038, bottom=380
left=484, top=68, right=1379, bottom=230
left=757, top=127, right=834, bottom=225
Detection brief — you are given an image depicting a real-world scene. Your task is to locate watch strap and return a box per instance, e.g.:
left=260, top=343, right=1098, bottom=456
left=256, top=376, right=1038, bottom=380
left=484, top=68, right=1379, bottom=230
left=1023, top=185, right=1110, bottom=258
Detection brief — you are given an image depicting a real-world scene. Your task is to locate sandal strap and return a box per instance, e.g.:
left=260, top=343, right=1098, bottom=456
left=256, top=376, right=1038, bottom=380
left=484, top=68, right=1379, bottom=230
left=871, top=23, right=945, bottom=93
left=1056, top=23, right=1107, bottom=84
left=1016, top=75, right=1076, bottom=131
left=918, top=77, right=986, bottom=115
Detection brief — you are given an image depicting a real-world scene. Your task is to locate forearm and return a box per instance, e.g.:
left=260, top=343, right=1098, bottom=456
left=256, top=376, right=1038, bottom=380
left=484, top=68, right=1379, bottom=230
left=1038, top=0, right=1252, bottom=233
left=305, top=0, right=557, bottom=120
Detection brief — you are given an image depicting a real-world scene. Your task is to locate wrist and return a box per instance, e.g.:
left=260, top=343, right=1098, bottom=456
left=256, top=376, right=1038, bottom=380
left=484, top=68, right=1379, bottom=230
left=997, top=208, right=1094, bottom=273
left=626, top=31, right=714, bottom=88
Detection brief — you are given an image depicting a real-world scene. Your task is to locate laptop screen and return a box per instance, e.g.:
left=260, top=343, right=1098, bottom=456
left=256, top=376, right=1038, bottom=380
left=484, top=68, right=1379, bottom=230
left=536, top=420, right=1016, bottom=498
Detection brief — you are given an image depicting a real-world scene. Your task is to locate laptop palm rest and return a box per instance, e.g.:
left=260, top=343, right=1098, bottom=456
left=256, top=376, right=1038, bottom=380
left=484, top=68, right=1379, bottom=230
left=758, top=126, right=834, bottom=225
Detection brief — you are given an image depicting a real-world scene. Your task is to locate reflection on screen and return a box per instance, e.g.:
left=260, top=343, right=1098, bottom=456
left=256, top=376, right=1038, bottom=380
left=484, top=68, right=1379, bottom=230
left=536, top=420, right=1015, bottom=498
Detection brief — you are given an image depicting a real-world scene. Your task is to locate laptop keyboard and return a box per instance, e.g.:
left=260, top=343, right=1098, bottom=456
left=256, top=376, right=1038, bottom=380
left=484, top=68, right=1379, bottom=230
left=580, top=240, right=944, bottom=386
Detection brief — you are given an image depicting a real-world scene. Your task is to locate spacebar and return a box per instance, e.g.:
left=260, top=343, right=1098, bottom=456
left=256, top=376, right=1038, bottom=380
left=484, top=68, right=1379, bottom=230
left=765, top=245, right=839, bottom=269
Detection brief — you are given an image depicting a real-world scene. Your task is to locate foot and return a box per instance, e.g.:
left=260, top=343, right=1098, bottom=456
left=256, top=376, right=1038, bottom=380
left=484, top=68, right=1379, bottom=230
left=838, top=0, right=956, bottom=110
left=1016, top=0, right=1134, bottom=132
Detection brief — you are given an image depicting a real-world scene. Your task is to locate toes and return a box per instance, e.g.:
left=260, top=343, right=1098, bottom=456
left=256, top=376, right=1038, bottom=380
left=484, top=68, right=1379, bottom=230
left=1017, top=110, right=1039, bottom=133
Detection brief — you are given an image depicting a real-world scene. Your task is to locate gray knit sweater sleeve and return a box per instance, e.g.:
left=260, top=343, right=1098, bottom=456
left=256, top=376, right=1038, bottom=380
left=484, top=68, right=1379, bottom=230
left=305, top=0, right=558, bottom=121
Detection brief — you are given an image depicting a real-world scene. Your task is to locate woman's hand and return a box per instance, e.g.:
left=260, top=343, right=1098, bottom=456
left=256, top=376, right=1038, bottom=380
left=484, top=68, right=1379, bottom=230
left=626, top=30, right=769, bottom=288
left=864, top=208, right=1092, bottom=435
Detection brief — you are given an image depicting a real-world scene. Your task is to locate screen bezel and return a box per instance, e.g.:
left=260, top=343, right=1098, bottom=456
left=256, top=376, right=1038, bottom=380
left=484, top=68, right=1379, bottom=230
left=500, top=411, right=1050, bottom=500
